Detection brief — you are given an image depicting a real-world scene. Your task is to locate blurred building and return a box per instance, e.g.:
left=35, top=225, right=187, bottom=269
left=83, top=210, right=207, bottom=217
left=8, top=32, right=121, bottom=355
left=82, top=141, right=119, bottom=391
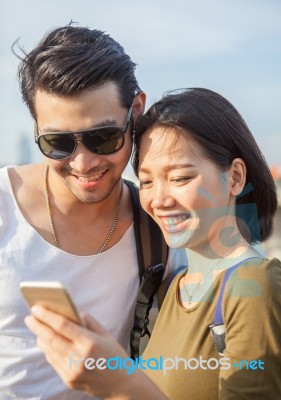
left=17, top=133, right=32, bottom=165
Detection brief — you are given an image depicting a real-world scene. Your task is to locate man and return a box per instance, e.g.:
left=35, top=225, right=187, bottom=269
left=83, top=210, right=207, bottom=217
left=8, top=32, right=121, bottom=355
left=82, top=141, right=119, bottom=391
left=0, top=25, right=186, bottom=399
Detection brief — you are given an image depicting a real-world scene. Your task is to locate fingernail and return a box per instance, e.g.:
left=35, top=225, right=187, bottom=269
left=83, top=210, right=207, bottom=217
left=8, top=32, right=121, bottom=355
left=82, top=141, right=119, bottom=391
left=31, top=305, right=41, bottom=315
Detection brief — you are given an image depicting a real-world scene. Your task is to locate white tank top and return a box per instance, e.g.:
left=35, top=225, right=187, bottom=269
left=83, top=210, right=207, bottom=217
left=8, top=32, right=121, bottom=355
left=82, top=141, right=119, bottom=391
left=0, top=166, right=187, bottom=399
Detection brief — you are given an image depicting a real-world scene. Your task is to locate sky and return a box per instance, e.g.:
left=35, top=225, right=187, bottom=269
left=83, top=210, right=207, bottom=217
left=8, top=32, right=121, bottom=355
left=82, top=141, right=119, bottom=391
left=0, top=0, right=280, bottom=169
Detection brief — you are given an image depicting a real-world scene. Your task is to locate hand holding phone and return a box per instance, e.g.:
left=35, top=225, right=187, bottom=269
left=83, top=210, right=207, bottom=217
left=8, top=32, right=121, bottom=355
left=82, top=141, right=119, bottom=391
left=20, top=281, right=84, bottom=326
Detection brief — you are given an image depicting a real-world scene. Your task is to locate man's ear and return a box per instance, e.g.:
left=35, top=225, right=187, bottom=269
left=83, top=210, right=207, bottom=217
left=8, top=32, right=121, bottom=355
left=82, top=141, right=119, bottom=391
left=133, top=91, right=146, bottom=119
left=229, top=158, right=247, bottom=196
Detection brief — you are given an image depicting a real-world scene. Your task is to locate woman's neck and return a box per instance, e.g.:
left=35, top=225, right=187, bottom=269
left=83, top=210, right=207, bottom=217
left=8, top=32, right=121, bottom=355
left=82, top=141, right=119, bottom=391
left=185, top=241, right=263, bottom=275
left=179, top=243, right=263, bottom=309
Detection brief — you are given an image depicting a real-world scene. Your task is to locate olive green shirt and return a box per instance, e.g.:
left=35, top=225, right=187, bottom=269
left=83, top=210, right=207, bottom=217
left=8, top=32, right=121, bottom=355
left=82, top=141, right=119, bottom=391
left=143, top=258, right=281, bottom=399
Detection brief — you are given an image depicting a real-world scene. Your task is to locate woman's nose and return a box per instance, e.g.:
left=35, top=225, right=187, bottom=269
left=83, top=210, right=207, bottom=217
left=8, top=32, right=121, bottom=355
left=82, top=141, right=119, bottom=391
left=150, top=186, right=175, bottom=209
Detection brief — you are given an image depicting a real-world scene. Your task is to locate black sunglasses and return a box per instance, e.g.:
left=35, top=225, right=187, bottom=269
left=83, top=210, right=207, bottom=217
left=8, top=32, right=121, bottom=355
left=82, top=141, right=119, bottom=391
left=34, top=105, right=133, bottom=160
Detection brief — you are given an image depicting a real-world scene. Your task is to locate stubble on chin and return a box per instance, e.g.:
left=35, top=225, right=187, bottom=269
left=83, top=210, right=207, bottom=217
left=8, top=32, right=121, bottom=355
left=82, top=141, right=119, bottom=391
left=63, top=177, right=120, bottom=204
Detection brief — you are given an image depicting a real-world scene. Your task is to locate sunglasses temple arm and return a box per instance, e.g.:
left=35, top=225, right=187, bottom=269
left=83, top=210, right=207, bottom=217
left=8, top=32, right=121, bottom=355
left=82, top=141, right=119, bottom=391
left=34, top=121, right=39, bottom=143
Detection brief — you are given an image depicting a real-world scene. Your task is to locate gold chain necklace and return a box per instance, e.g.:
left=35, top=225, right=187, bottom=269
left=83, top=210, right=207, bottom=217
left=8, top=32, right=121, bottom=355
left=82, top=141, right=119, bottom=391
left=44, top=165, right=123, bottom=253
left=182, top=243, right=246, bottom=305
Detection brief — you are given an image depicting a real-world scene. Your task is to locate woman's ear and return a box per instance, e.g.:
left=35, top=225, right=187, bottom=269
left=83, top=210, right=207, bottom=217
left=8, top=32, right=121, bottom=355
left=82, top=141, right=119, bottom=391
left=229, top=158, right=247, bottom=196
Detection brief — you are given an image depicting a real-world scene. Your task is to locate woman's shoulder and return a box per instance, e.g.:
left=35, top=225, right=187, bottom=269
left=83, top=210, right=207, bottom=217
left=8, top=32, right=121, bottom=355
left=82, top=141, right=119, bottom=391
left=225, top=257, right=281, bottom=304
left=232, top=257, right=281, bottom=282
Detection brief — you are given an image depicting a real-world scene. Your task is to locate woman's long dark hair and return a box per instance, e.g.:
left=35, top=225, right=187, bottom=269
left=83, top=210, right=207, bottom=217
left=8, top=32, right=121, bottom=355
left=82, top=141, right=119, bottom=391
left=133, top=88, right=277, bottom=244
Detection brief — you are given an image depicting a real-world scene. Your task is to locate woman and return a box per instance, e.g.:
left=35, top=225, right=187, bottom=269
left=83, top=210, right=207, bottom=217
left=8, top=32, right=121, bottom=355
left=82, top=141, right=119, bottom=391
left=26, top=88, right=281, bottom=399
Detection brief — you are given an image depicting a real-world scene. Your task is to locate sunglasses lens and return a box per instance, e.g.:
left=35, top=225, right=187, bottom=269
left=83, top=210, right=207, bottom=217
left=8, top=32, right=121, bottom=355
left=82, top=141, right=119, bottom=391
left=37, top=128, right=125, bottom=159
left=83, top=128, right=124, bottom=154
left=38, top=134, right=75, bottom=159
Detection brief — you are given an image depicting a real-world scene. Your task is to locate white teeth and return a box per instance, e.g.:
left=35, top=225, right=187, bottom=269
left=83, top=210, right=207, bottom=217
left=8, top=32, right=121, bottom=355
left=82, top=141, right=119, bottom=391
left=78, top=173, right=104, bottom=182
left=164, top=215, right=190, bottom=225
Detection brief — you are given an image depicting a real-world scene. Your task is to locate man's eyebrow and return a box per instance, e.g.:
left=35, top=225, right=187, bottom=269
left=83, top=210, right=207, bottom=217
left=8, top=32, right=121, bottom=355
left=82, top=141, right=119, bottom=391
left=138, top=163, right=196, bottom=173
left=40, top=119, right=119, bottom=133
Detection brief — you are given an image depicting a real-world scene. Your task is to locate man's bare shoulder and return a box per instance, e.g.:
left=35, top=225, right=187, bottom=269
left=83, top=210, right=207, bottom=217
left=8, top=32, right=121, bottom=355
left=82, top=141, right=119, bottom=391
left=8, top=163, right=44, bottom=189
left=8, top=163, right=44, bottom=213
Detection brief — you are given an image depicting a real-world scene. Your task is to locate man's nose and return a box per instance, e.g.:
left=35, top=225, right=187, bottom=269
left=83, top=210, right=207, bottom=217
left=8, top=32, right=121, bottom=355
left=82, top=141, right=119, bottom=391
left=69, top=141, right=101, bottom=173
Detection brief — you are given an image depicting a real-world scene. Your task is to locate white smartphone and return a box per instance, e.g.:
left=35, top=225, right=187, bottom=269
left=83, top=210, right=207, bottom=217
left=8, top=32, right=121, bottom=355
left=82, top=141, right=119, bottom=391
left=20, top=281, right=84, bottom=326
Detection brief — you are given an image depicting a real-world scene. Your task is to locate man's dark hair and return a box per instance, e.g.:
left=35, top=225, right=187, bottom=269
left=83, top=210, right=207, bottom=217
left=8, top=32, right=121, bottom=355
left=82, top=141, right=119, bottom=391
left=14, top=24, right=140, bottom=119
left=133, top=88, right=277, bottom=244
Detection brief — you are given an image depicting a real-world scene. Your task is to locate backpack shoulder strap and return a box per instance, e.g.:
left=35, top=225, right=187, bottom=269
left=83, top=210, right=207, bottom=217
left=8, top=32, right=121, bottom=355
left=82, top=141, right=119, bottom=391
left=123, top=179, right=169, bottom=359
left=209, top=257, right=261, bottom=355
left=124, top=179, right=168, bottom=279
